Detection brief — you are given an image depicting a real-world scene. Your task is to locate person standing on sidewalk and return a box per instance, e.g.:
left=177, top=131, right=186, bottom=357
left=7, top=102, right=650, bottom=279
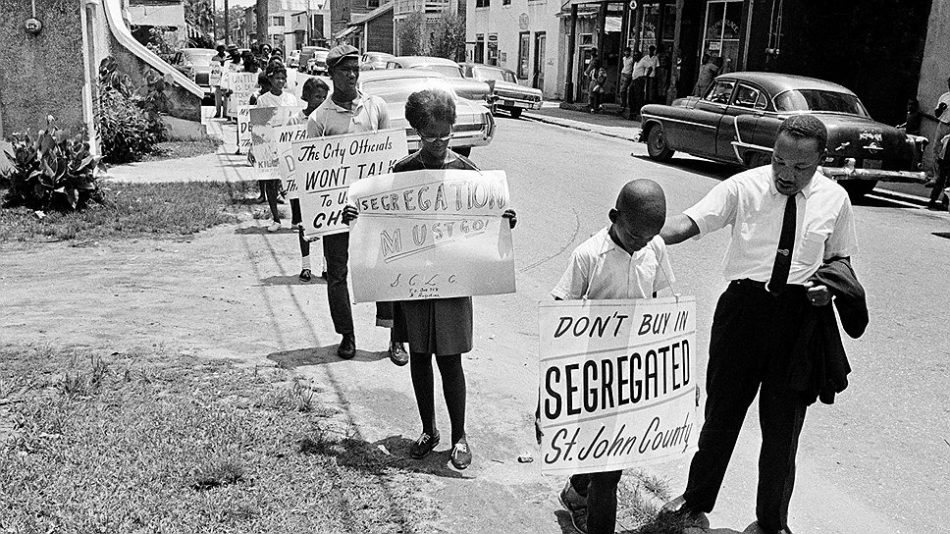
left=292, top=77, right=330, bottom=282
left=211, top=45, right=227, bottom=119
left=344, top=88, right=517, bottom=470
left=642, top=46, right=659, bottom=104
left=306, top=44, right=408, bottom=364
left=658, top=115, right=865, bottom=534
left=928, top=76, right=950, bottom=208
left=256, top=62, right=301, bottom=233
left=618, top=48, right=635, bottom=116
left=629, top=50, right=649, bottom=120
left=554, top=179, right=675, bottom=534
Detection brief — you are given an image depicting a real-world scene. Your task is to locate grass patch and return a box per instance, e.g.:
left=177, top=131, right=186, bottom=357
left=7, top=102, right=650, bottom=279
left=140, top=138, right=223, bottom=162
left=0, top=181, right=258, bottom=243
left=0, top=345, right=438, bottom=533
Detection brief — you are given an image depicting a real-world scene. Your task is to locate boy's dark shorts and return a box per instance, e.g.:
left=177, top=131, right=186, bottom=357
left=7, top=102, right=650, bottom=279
left=291, top=198, right=302, bottom=226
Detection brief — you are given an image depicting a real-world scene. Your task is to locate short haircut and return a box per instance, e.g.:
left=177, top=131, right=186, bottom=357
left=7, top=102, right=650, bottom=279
left=302, top=77, right=330, bottom=101
left=217, top=45, right=225, bottom=53
left=265, top=62, right=286, bottom=79
left=405, top=88, right=457, bottom=131
left=777, top=114, right=828, bottom=152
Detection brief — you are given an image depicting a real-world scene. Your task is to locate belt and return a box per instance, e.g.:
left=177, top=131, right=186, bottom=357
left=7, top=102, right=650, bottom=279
left=729, top=279, right=806, bottom=296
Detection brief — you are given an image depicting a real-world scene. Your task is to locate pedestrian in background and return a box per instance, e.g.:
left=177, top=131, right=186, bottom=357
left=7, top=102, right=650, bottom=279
left=618, top=48, right=635, bottom=116
left=344, top=87, right=516, bottom=470
left=693, top=54, right=719, bottom=97
left=642, top=46, right=659, bottom=103
left=554, top=179, right=675, bottom=534
left=211, top=45, right=227, bottom=119
left=928, top=76, right=950, bottom=207
left=306, top=44, right=408, bottom=364
left=897, top=97, right=922, bottom=135
left=256, top=62, right=299, bottom=233
left=659, top=114, right=867, bottom=534
left=292, top=77, right=330, bottom=282
left=589, top=65, right=608, bottom=114
left=629, top=50, right=649, bottom=120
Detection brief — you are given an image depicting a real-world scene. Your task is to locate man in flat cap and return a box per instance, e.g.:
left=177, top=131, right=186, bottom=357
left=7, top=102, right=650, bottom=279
left=306, top=45, right=408, bottom=365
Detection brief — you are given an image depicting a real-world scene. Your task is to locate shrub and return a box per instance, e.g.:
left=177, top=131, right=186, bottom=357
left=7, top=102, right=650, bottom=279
left=0, top=116, right=103, bottom=212
left=96, top=56, right=167, bottom=164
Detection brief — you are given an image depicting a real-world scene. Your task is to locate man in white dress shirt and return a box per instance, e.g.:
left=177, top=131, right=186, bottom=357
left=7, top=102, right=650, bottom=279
left=658, top=115, right=859, bottom=534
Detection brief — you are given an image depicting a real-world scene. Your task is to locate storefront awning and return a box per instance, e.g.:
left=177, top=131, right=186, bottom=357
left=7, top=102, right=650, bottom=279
left=333, top=25, right=359, bottom=39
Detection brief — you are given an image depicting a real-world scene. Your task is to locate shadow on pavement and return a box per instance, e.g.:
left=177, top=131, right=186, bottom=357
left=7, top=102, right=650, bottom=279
left=233, top=226, right=296, bottom=235
left=631, top=155, right=740, bottom=182
left=259, top=274, right=326, bottom=286
left=301, top=433, right=467, bottom=480
left=267, top=346, right=387, bottom=368
left=933, top=232, right=950, bottom=240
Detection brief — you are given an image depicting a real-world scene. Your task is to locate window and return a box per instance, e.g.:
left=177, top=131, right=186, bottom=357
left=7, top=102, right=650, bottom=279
left=705, top=80, right=735, bottom=104
left=367, top=0, right=379, bottom=7
left=475, top=34, right=485, bottom=63
left=733, top=84, right=767, bottom=110
left=273, top=16, right=285, bottom=26
left=517, top=32, right=530, bottom=79
left=476, top=0, right=490, bottom=7
left=503, top=0, right=511, bottom=5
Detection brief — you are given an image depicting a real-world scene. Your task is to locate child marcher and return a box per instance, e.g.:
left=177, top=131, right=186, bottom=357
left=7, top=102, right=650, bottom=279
left=343, top=88, right=516, bottom=469
left=255, top=62, right=300, bottom=231
left=291, top=77, right=330, bottom=282
left=552, top=179, right=675, bottom=534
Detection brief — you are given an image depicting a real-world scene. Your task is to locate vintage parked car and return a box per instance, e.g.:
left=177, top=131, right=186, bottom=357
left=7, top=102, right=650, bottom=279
left=299, top=46, right=328, bottom=74
left=287, top=49, right=301, bottom=69
left=384, top=56, right=491, bottom=103
left=361, top=51, right=395, bottom=71
left=307, top=48, right=330, bottom=75
left=461, top=63, right=542, bottom=119
left=171, top=48, right=218, bottom=96
left=358, top=69, right=495, bottom=157
left=638, top=72, right=928, bottom=198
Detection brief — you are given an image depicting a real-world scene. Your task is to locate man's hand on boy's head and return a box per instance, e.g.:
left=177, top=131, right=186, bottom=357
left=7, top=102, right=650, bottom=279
left=503, top=209, right=517, bottom=229
left=342, top=205, right=359, bottom=225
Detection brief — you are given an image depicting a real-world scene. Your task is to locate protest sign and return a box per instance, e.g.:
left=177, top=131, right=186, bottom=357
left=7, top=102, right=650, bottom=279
left=538, top=297, right=697, bottom=475
left=227, top=72, right=259, bottom=115
left=292, top=128, right=408, bottom=239
left=249, top=106, right=303, bottom=181
left=274, top=123, right=311, bottom=199
left=347, top=169, right=516, bottom=303
left=209, top=62, right=223, bottom=87
left=236, top=106, right=252, bottom=153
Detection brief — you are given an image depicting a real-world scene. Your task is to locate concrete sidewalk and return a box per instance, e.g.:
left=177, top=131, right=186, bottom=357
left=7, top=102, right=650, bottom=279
left=522, top=101, right=642, bottom=143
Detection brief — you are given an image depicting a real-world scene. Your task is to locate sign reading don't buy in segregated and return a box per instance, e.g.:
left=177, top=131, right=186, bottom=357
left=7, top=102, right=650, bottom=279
left=292, top=128, right=408, bottom=239
left=538, top=297, right=697, bottom=475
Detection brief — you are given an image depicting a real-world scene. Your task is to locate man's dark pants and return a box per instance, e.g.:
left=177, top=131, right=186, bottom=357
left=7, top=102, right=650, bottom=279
left=323, top=232, right=393, bottom=336
left=683, top=281, right=809, bottom=532
left=629, top=76, right=646, bottom=118
left=570, top=470, right=623, bottom=534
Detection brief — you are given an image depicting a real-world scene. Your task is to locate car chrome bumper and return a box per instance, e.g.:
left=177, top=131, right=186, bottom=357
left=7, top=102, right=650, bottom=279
left=489, top=96, right=542, bottom=110
left=821, top=166, right=928, bottom=183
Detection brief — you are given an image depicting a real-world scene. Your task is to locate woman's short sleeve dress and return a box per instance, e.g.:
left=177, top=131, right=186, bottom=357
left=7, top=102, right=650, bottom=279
left=390, top=151, right=477, bottom=356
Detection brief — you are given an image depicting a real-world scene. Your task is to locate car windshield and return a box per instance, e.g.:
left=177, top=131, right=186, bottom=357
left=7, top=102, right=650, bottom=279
left=361, top=78, right=458, bottom=103
left=417, top=65, right=462, bottom=78
left=474, top=68, right=505, bottom=82
left=182, top=51, right=216, bottom=65
left=773, top=89, right=869, bottom=116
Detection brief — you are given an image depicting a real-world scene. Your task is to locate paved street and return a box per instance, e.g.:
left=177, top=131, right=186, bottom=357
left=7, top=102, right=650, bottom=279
left=4, top=114, right=948, bottom=534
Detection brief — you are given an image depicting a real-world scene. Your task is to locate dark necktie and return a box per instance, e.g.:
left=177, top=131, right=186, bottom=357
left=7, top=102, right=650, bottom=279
left=767, top=194, right=797, bottom=295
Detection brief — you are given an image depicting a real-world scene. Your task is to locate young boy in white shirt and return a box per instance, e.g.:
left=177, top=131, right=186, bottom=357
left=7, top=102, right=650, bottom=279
left=552, top=179, right=675, bottom=534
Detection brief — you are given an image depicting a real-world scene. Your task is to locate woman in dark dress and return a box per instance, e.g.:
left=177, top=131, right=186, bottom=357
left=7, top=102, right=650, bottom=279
left=347, top=88, right=516, bottom=469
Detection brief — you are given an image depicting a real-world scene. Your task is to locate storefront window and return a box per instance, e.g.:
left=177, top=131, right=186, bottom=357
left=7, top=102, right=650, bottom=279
left=518, top=32, right=530, bottom=79
left=487, top=35, right=499, bottom=66
left=639, top=2, right=676, bottom=53
left=475, top=34, right=485, bottom=64
left=702, top=0, right=742, bottom=75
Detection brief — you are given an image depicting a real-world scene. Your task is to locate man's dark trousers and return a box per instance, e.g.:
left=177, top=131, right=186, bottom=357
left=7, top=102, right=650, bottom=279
left=683, top=281, right=809, bottom=532
left=323, top=232, right=393, bottom=336
left=570, top=470, right=623, bottom=534
left=629, top=76, right=646, bottom=118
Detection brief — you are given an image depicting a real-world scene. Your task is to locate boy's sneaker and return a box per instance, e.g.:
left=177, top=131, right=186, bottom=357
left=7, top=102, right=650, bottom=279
left=410, top=431, right=440, bottom=459
left=559, top=479, right=588, bottom=533
left=267, top=221, right=282, bottom=233
left=450, top=436, right=472, bottom=469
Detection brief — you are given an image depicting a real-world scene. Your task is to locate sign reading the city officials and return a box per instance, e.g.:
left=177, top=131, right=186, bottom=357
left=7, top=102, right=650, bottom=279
left=292, top=128, right=408, bottom=239
left=538, top=297, right=697, bottom=475
left=347, top=169, right=516, bottom=303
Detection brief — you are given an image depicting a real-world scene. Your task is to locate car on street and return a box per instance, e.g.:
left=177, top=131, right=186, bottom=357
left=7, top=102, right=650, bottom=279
left=384, top=56, right=490, bottom=103
left=361, top=51, right=395, bottom=71
left=288, top=49, right=300, bottom=69
left=638, top=71, right=928, bottom=198
left=299, top=46, right=328, bottom=74
left=461, top=63, right=542, bottom=119
left=358, top=69, right=495, bottom=157
left=171, top=48, right=218, bottom=96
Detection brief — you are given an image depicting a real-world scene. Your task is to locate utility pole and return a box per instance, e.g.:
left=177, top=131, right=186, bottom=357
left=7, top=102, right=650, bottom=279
left=212, top=0, right=217, bottom=42
left=224, top=0, right=230, bottom=45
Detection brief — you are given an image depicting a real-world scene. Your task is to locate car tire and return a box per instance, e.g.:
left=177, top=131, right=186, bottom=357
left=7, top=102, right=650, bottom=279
left=510, top=108, right=523, bottom=119
left=455, top=147, right=472, bottom=157
left=645, top=124, right=675, bottom=162
left=841, top=180, right=878, bottom=200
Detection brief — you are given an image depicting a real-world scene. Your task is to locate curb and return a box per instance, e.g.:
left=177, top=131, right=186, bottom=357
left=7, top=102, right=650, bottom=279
left=522, top=112, right=642, bottom=143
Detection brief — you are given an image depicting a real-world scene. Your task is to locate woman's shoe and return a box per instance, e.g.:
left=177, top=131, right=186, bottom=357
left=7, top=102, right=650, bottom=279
left=450, top=436, right=472, bottom=469
left=298, top=268, right=312, bottom=282
left=410, top=431, right=440, bottom=459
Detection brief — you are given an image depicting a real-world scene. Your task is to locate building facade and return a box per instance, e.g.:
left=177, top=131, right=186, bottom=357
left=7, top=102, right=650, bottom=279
left=466, top=0, right=563, bottom=98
